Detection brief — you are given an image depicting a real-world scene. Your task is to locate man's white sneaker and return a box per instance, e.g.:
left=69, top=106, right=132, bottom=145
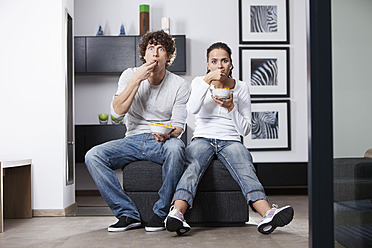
left=165, top=206, right=191, bottom=235
left=257, top=204, right=294, bottom=234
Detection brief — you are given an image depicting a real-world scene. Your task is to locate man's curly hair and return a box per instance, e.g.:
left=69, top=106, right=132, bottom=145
left=138, top=30, right=176, bottom=67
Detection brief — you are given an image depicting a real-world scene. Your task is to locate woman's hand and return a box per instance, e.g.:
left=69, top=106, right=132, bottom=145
left=212, top=92, right=235, bottom=112
left=204, top=69, right=227, bottom=84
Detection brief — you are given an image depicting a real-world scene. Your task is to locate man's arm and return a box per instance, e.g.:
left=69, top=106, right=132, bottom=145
left=152, top=78, right=190, bottom=143
left=113, top=61, right=157, bottom=115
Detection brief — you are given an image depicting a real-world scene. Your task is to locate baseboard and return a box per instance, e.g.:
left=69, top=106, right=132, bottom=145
left=32, top=202, right=78, bottom=217
left=255, top=162, right=308, bottom=188
left=264, top=187, right=308, bottom=195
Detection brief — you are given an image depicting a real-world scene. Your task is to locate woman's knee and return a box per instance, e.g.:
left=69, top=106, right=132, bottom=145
left=228, top=142, right=253, bottom=162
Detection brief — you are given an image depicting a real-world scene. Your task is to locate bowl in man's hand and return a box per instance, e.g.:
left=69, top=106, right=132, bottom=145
left=148, top=122, right=173, bottom=134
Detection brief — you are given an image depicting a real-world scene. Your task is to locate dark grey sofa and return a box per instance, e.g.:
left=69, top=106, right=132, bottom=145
left=333, top=158, right=372, bottom=248
left=122, top=158, right=249, bottom=226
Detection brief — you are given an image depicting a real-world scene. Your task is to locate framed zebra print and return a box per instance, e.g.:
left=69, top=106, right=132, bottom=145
left=239, top=47, right=289, bottom=97
left=243, top=100, right=291, bottom=151
left=239, top=0, right=289, bottom=44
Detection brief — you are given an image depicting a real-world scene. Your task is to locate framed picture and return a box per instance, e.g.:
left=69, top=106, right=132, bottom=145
left=243, top=100, right=291, bottom=151
left=239, top=47, right=289, bottom=97
left=239, top=0, right=289, bottom=44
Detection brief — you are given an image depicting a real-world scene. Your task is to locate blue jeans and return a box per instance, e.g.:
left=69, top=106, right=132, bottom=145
left=173, top=138, right=267, bottom=210
left=85, top=133, right=185, bottom=221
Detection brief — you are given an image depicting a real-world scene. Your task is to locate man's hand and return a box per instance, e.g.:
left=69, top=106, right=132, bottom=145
left=151, top=127, right=176, bottom=142
left=133, top=60, right=158, bottom=83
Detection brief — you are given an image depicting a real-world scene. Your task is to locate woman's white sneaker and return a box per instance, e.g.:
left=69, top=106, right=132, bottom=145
left=165, top=206, right=191, bottom=235
left=257, top=205, right=294, bottom=234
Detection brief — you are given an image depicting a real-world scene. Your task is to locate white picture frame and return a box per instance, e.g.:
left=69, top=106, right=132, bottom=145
left=239, top=0, right=289, bottom=44
left=244, top=100, right=291, bottom=151
left=239, top=47, right=289, bottom=97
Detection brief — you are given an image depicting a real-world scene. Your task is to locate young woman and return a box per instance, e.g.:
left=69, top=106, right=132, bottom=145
left=165, top=42, right=294, bottom=235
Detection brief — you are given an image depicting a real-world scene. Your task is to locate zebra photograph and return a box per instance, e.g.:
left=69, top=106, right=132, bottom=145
left=251, top=58, right=278, bottom=86
left=252, top=111, right=279, bottom=139
left=243, top=100, right=291, bottom=151
left=239, top=0, right=289, bottom=44
left=239, top=47, right=289, bottom=97
left=250, top=5, right=278, bottom=33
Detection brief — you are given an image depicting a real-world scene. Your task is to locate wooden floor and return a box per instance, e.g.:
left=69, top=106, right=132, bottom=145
left=0, top=195, right=315, bottom=248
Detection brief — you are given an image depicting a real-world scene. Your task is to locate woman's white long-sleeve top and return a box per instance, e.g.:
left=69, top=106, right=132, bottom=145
left=188, top=76, right=252, bottom=142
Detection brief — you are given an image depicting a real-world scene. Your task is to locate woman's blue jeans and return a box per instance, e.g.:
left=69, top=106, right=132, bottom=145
left=173, top=138, right=267, bottom=210
left=85, top=133, right=185, bottom=221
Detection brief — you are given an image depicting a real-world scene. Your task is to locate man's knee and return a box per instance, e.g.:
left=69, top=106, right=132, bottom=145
left=85, top=145, right=104, bottom=166
left=164, top=138, right=185, bottom=154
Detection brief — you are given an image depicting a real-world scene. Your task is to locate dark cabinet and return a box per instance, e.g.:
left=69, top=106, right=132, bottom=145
left=75, top=37, right=86, bottom=73
left=75, top=124, right=127, bottom=162
left=75, top=35, right=186, bottom=74
left=87, top=36, right=136, bottom=73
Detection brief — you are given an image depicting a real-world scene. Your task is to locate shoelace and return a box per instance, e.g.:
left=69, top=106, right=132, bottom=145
left=166, top=206, right=184, bottom=221
left=263, top=204, right=279, bottom=218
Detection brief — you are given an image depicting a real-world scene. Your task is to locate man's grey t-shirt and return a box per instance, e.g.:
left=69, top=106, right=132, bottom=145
left=111, top=67, right=190, bottom=137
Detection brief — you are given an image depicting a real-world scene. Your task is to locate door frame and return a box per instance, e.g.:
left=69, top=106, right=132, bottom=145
left=307, top=0, right=334, bottom=247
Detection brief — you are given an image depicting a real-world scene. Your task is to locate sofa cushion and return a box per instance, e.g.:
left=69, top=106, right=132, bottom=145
left=122, top=159, right=242, bottom=192
left=122, top=161, right=163, bottom=192
left=334, top=158, right=372, bottom=202
left=126, top=191, right=248, bottom=225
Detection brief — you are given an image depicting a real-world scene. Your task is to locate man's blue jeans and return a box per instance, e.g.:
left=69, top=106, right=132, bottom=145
left=85, top=133, right=185, bottom=221
left=173, top=138, right=267, bottom=210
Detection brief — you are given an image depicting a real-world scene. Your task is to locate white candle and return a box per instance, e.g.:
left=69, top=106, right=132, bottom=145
left=161, top=17, right=170, bottom=34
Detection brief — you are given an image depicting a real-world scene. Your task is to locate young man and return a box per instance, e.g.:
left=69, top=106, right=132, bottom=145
left=85, top=30, right=190, bottom=232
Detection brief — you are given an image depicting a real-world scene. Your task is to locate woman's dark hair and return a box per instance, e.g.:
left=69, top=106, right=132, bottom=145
left=206, top=42, right=234, bottom=78
left=138, top=30, right=176, bottom=67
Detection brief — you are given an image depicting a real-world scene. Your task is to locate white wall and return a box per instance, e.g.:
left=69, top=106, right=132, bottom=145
left=332, top=0, right=372, bottom=158
left=0, top=0, right=75, bottom=210
left=74, top=0, right=308, bottom=164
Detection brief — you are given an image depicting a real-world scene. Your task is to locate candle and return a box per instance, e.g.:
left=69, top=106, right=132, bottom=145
left=161, top=17, right=170, bottom=34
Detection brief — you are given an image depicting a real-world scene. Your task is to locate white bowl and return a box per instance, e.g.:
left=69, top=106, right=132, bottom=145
left=148, top=123, right=173, bottom=134
left=212, top=88, right=231, bottom=99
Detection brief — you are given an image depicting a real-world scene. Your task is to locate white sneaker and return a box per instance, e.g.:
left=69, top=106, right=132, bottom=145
left=257, top=204, right=294, bottom=234
left=165, top=206, right=191, bottom=235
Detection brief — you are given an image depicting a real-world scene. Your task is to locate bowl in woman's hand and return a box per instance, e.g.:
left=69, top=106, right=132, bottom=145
left=212, top=88, right=231, bottom=99
left=148, top=122, right=173, bottom=134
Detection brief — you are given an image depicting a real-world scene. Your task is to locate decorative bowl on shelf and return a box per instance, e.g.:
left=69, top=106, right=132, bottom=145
left=148, top=122, right=173, bottom=134
left=111, top=115, right=124, bottom=125
left=98, top=113, right=109, bottom=124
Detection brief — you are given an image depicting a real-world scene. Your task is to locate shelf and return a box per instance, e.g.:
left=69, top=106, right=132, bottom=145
left=75, top=35, right=186, bottom=74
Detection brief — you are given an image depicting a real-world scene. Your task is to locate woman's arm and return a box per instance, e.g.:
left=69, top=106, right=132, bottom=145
left=229, top=82, right=252, bottom=136
left=187, top=76, right=211, bottom=114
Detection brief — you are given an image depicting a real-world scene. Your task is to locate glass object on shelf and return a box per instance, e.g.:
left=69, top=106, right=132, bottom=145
left=111, top=115, right=124, bottom=125
left=98, top=113, right=108, bottom=124
left=120, top=24, right=125, bottom=35
left=97, top=25, right=103, bottom=36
